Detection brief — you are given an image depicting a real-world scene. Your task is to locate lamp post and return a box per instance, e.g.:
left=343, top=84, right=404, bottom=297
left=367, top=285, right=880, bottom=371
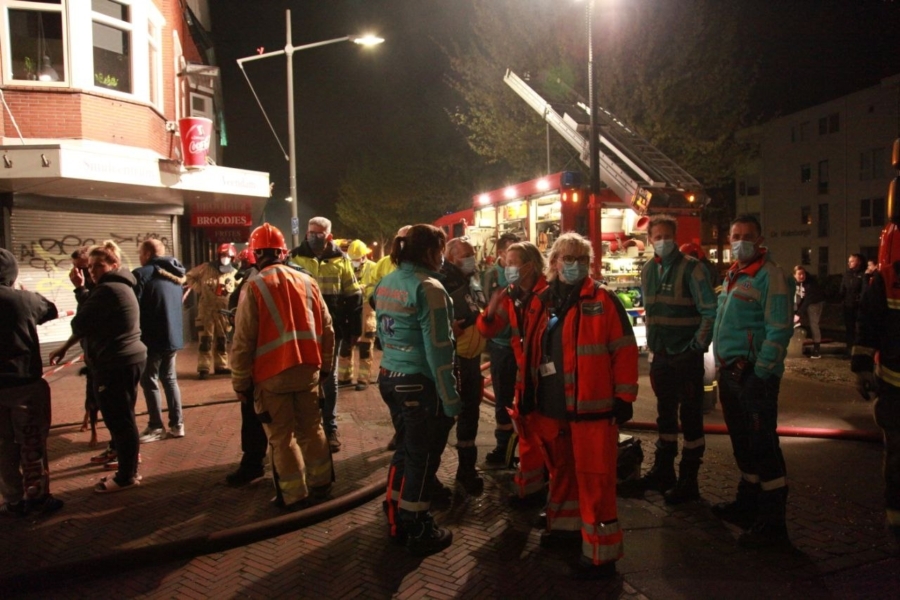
left=237, top=10, right=383, bottom=246
left=581, top=0, right=601, bottom=197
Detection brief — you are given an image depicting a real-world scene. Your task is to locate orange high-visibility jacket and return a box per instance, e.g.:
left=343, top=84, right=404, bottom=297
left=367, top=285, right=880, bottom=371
left=234, top=263, right=330, bottom=384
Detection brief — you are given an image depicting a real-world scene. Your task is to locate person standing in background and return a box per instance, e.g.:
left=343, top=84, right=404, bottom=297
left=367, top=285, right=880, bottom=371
left=839, top=253, right=867, bottom=353
left=793, top=265, right=825, bottom=359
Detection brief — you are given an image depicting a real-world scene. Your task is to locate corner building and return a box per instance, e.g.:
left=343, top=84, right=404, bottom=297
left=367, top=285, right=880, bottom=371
left=0, top=0, right=270, bottom=348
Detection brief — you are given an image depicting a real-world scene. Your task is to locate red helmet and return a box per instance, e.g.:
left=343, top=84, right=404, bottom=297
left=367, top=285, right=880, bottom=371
left=679, top=242, right=706, bottom=260
left=217, top=243, right=237, bottom=258
left=237, top=247, right=256, bottom=266
left=249, top=223, right=288, bottom=253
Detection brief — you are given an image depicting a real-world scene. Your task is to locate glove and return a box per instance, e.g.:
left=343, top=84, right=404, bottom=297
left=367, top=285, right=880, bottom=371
left=613, top=398, right=633, bottom=425
left=855, top=371, right=878, bottom=401
left=442, top=399, right=462, bottom=418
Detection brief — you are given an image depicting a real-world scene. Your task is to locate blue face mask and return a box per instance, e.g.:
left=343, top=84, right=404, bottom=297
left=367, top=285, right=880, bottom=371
left=653, top=239, right=675, bottom=258
left=505, top=265, right=520, bottom=285
left=731, top=240, right=757, bottom=262
left=560, top=262, right=589, bottom=284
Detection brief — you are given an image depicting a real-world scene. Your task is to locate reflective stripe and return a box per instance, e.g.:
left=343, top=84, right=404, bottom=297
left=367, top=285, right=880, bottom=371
left=582, top=520, right=624, bottom=563
left=608, top=335, right=637, bottom=353
left=375, top=298, right=416, bottom=314
left=456, top=439, right=476, bottom=448
left=399, top=499, right=431, bottom=512
left=877, top=363, right=900, bottom=387
left=659, top=433, right=679, bottom=442
left=741, top=472, right=760, bottom=484
left=682, top=437, right=706, bottom=449
left=583, top=538, right=623, bottom=563
left=254, top=273, right=286, bottom=333
left=577, top=343, right=609, bottom=356
left=548, top=516, right=582, bottom=531
left=563, top=373, right=577, bottom=384
left=584, top=520, right=621, bottom=537
left=760, top=476, right=786, bottom=491
left=647, top=295, right=696, bottom=307
left=256, top=329, right=320, bottom=359
left=547, top=500, right=580, bottom=512
left=615, top=384, right=639, bottom=395
left=887, top=298, right=900, bottom=309
left=577, top=398, right=615, bottom=412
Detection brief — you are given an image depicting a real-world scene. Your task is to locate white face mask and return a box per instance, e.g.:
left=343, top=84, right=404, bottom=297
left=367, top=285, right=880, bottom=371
left=731, top=240, right=757, bottom=262
left=652, top=239, right=675, bottom=258
left=220, top=257, right=232, bottom=267
left=351, top=259, right=362, bottom=269
left=459, top=256, right=477, bottom=275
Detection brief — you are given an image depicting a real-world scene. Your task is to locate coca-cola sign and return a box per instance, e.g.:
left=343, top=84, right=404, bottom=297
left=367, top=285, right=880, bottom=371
left=179, top=117, right=213, bottom=168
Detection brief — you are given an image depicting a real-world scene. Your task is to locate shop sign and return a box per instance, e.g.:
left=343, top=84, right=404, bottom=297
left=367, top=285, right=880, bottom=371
left=207, top=228, right=251, bottom=244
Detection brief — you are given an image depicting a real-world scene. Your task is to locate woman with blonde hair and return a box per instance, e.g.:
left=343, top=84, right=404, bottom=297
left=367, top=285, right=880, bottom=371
left=51, top=241, right=146, bottom=492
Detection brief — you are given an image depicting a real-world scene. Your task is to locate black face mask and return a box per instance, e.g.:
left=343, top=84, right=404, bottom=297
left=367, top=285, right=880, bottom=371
left=307, top=234, right=326, bottom=252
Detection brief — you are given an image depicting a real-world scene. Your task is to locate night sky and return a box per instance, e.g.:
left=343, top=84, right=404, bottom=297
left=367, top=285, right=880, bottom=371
left=210, top=0, right=900, bottom=237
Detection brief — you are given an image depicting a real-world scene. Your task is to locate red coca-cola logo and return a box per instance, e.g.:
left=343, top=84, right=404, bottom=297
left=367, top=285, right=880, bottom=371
left=186, top=125, right=210, bottom=153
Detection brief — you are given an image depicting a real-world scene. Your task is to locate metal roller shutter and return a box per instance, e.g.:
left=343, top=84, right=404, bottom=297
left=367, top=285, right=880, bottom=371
left=11, top=208, right=176, bottom=347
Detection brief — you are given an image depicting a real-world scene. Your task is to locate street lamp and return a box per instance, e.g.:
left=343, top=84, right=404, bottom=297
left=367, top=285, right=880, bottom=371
left=237, top=9, right=384, bottom=246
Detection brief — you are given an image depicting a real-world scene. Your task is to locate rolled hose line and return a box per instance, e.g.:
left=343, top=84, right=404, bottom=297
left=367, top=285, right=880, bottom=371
left=478, top=362, right=882, bottom=444
left=1, top=479, right=386, bottom=591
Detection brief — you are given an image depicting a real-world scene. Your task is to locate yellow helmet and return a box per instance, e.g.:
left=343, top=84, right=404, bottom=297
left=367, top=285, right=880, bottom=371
left=347, top=239, right=370, bottom=260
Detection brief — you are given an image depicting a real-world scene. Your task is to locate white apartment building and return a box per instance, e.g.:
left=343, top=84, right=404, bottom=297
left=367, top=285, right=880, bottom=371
left=736, top=74, right=900, bottom=279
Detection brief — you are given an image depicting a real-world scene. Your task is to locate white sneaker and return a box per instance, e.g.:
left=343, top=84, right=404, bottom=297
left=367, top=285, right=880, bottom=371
left=139, top=427, right=166, bottom=443
left=167, top=424, right=185, bottom=439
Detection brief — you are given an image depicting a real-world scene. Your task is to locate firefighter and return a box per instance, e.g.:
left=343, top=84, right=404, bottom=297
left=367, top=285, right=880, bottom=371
left=524, top=232, right=638, bottom=579
left=851, top=137, right=900, bottom=541
left=185, top=243, right=238, bottom=379
left=374, top=224, right=460, bottom=556
left=289, top=217, right=362, bottom=452
left=712, top=214, right=794, bottom=548
left=339, top=240, right=377, bottom=391
left=231, top=224, right=335, bottom=510
left=634, top=216, right=717, bottom=504
left=441, top=237, right=487, bottom=496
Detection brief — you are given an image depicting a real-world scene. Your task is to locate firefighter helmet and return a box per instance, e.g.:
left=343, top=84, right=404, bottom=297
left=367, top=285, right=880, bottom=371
left=347, top=239, right=370, bottom=260
left=237, top=247, right=256, bottom=266
left=679, top=242, right=705, bottom=260
left=249, top=223, right=288, bottom=253
left=217, top=243, right=237, bottom=258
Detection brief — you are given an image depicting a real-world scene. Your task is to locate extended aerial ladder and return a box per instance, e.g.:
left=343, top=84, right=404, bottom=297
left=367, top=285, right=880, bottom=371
left=503, top=69, right=705, bottom=215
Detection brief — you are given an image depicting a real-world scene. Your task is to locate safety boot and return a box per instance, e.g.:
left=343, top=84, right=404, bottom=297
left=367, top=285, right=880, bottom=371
left=665, top=460, right=701, bottom=505
left=405, top=517, right=453, bottom=557
left=633, top=441, right=677, bottom=492
left=455, top=446, right=484, bottom=496
left=712, top=479, right=761, bottom=530
left=737, top=488, right=790, bottom=549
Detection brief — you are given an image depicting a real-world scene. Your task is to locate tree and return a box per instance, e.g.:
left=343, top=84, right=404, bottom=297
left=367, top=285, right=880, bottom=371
left=445, top=0, right=756, bottom=192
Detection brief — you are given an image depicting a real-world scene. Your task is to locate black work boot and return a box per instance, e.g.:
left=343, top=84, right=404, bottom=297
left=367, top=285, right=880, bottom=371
left=634, top=442, right=677, bottom=492
left=664, top=459, right=701, bottom=505
left=712, top=479, right=761, bottom=530
left=485, top=430, right=514, bottom=465
left=455, top=446, right=484, bottom=496
left=738, top=488, right=790, bottom=549
left=405, top=517, right=453, bottom=557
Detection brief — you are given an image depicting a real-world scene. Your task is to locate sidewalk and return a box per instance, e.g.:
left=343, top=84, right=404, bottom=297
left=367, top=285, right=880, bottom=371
left=1, top=345, right=897, bottom=599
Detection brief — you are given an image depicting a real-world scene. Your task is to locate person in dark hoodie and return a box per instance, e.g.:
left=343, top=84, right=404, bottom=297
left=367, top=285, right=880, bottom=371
left=0, top=248, right=62, bottom=516
left=133, top=239, right=187, bottom=443
left=51, top=241, right=146, bottom=493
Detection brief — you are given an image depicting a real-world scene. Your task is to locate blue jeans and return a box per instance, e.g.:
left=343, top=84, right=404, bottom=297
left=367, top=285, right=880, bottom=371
left=140, top=350, right=183, bottom=429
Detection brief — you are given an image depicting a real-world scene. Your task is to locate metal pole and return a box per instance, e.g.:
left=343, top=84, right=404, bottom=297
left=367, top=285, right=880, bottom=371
left=587, top=0, right=600, bottom=195
left=286, top=9, right=299, bottom=247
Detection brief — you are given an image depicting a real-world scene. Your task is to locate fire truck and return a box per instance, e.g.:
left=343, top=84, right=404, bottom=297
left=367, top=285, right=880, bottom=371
left=436, top=70, right=711, bottom=348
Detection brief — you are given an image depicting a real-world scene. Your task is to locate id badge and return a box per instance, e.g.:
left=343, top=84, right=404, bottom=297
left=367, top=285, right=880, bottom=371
left=539, top=361, right=557, bottom=377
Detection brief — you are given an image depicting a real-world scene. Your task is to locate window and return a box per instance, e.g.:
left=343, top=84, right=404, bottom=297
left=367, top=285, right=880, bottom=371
left=801, top=248, right=811, bottom=266
left=799, top=121, right=810, bottom=141
left=818, top=247, right=829, bottom=280
left=92, top=0, right=132, bottom=93
left=5, top=1, right=66, bottom=84
left=800, top=164, right=811, bottom=183
left=818, top=204, right=829, bottom=238
left=861, top=198, right=886, bottom=228
left=818, top=117, right=827, bottom=136
left=828, top=113, right=840, bottom=133
left=147, top=17, right=161, bottom=109
left=860, top=147, right=888, bottom=180
left=818, top=160, right=829, bottom=194
left=801, top=206, right=811, bottom=225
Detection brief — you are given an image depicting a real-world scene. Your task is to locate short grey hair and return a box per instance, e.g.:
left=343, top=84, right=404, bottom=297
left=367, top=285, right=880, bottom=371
left=648, top=214, right=678, bottom=238
left=308, top=216, right=332, bottom=234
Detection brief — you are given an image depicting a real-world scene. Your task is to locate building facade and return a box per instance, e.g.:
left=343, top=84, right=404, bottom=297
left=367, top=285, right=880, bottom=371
left=0, top=0, right=269, bottom=347
left=735, top=74, right=900, bottom=280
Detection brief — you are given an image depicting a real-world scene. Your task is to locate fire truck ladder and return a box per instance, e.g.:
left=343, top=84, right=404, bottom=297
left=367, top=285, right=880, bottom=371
left=503, top=69, right=704, bottom=212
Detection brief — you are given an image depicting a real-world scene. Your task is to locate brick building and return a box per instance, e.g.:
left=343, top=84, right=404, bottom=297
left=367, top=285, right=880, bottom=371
left=0, top=0, right=269, bottom=346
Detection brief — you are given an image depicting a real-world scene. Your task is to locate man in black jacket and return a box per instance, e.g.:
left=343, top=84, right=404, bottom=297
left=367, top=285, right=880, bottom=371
left=134, top=239, right=187, bottom=443
left=840, top=253, right=867, bottom=353
left=0, top=249, right=62, bottom=516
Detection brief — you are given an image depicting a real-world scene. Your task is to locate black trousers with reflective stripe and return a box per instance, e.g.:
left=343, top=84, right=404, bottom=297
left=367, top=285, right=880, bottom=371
left=649, top=350, right=705, bottom=447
